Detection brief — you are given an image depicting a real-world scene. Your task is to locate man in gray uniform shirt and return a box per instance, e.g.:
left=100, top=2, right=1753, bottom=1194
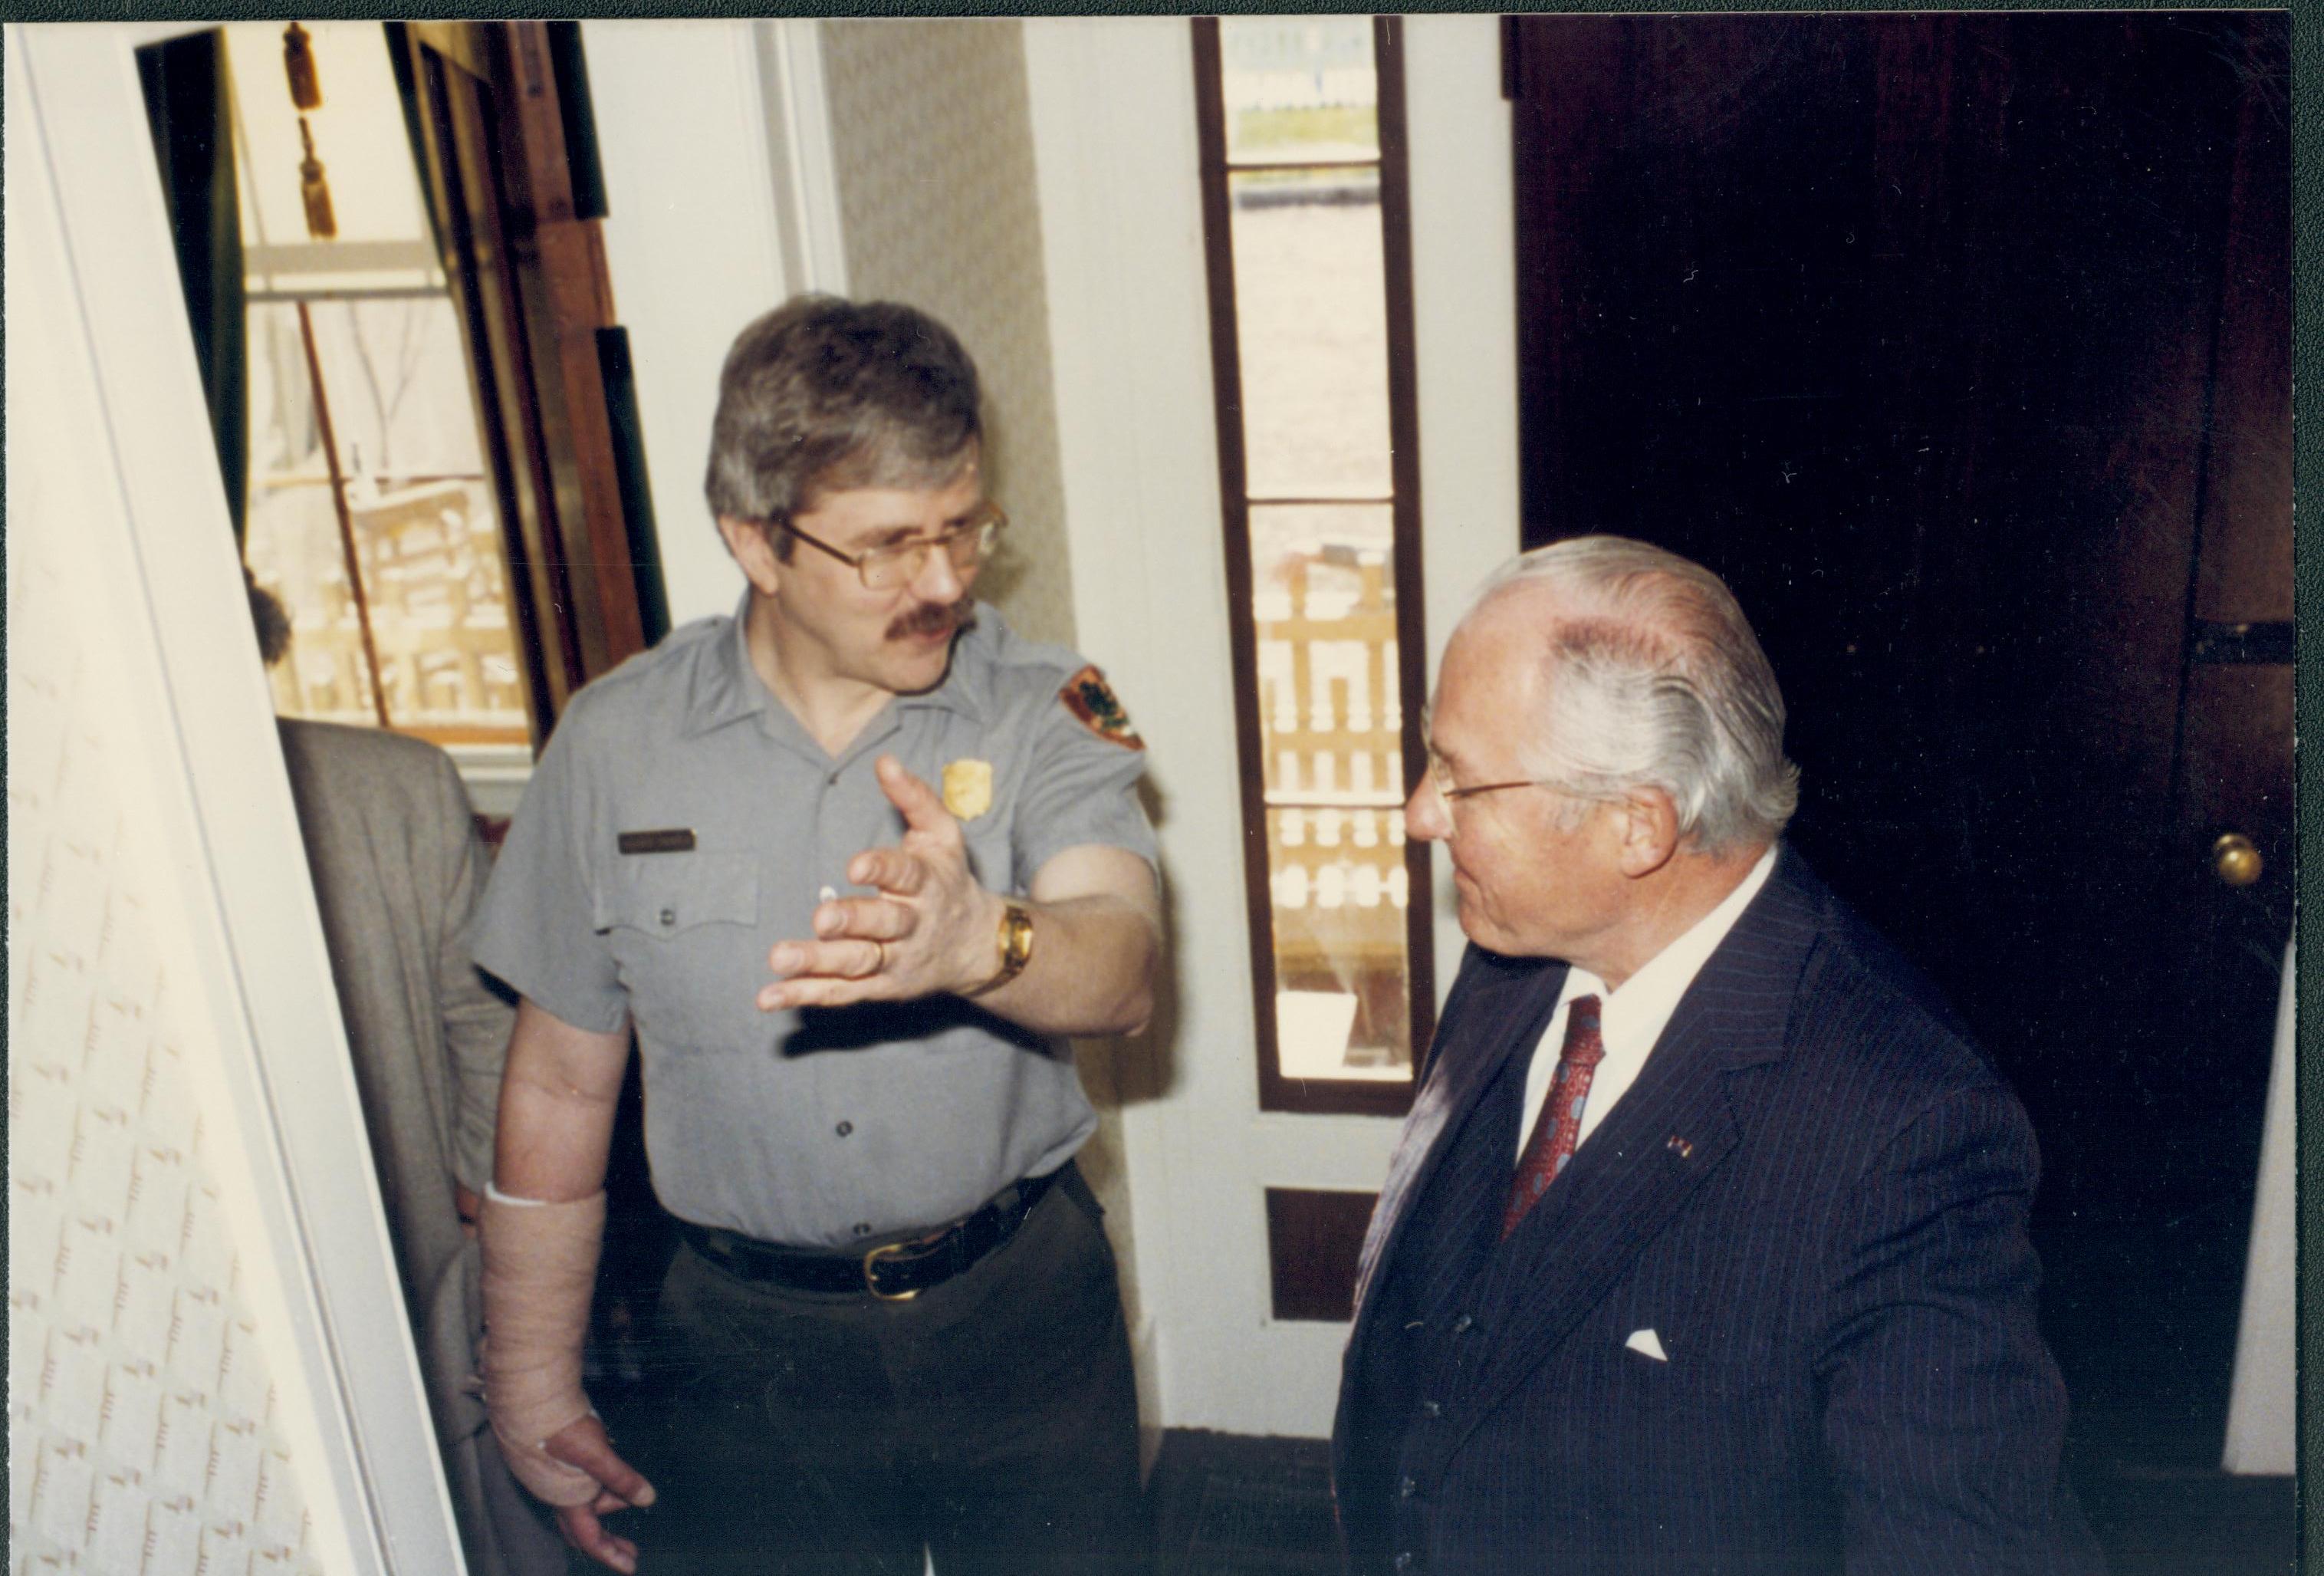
left=471, top=298, right=1162, bottom=1576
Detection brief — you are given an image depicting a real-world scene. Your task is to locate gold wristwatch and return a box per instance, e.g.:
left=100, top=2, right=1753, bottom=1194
left=966, top=902, right=1035, bottom=996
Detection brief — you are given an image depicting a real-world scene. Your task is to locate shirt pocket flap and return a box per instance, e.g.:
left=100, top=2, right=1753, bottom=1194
left=599, top=856, right=760, bottom=935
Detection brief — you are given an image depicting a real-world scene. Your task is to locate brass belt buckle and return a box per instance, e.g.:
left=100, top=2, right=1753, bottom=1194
left=862, top=1240, right=921, bottom=1301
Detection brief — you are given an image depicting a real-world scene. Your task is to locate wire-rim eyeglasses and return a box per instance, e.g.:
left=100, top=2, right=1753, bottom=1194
left=771, top=502, right=1007, bottom=592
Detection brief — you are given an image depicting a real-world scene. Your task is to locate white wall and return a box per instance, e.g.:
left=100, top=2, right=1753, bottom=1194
left=1025, top=15, right=1259, bottom=1431
left=582, top=19, right=794, bottom=629
left=820, top=19, right=1083, bottom=650
left=1025, top=17, right=1518, bottom=1436
left=1403, top=18, right=1523, bottom=990
left=8, top=25, right=463, bottom=1569
left=2221, top=937, right=2296, bottom=1472
left=9, top=123, right=352, bottom=1576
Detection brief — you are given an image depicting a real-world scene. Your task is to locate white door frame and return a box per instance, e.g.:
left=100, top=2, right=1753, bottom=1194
left=1024, top=16, right=1518, bottom=1436
left=580, top=18, right=850, bottom=633
left=9, top=24, right=466, bottom=1568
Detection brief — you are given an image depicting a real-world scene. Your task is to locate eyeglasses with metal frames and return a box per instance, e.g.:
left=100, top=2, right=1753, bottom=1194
left=773, top=502, right=1007, bottom=592
left=1425, top=748, right=1547, bottom=808
left=1419, top=704, right=1559, bottom=824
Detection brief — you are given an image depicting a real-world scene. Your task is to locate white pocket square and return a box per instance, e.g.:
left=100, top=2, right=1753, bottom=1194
left=1624, top=1328, right=1668, bottom=1362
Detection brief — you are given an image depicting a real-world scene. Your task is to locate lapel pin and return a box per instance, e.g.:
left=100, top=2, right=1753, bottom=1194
left=1665, top=1134, right=1694, bottom=1160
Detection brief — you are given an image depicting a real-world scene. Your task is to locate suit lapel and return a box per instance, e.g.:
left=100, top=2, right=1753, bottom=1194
left=1449, top=849, right=1828, bottom=1435
left=1350, top=949, right=1568, bottom=1324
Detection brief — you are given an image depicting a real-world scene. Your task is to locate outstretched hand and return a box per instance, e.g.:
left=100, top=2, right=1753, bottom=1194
left=543, top=1414, right=656, bottom=1573
left=758, top=755, right=1001, bottom=1012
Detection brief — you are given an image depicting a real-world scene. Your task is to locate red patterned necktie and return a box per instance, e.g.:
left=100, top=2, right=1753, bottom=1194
left=1501, top=994, right=1606, bottom=1239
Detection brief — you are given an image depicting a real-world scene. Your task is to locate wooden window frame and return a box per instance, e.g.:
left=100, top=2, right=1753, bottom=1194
left=399, top=21, right=655, bottom=745
left=1193, top=16, right=1434, bottom=1119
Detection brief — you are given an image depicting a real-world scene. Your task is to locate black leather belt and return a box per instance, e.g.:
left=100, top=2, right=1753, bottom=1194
left=677, top=1166, right=1064, bottom=1302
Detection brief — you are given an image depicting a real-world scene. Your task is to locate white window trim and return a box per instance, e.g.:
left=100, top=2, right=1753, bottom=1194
left=446, top=742, right=535, bottom=818
left=753, top=18, right=850, bottom=297
left=1023, top=15, right=1517, bottom=1436
left=580, top=18, right=846, bottom=629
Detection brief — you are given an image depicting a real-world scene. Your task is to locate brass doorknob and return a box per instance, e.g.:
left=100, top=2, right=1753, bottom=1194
left=2212, top=833, right=2263, bottom=888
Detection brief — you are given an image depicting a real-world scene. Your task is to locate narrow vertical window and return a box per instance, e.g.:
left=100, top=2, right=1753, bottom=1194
left=1195, top=18, right=1432, bottom=1116
left=215, top=23, right=534, bottom=750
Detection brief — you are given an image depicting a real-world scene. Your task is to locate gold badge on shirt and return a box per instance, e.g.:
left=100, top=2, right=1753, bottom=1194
left=943, top=758, right=994, bottom=821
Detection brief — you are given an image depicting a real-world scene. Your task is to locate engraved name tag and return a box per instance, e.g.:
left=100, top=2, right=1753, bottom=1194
left=616, top=828, right=697, bottom=855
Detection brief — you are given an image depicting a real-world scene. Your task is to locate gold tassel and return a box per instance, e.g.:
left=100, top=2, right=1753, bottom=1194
left=298, top=117, right=337, bottom=240
left=283, top=22, right=321, bottom=110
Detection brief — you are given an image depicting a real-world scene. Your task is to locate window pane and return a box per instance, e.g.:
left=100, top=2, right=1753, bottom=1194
left=1201, top=18, right=1427, bottom=1109
left=1250, top=503, right=1399, bottom=797
left=246, top=301, right=374, bottom=725
left=248, top=299, right=324, bottom=481
left=1270, top=806, right=1412, bottom=1081
left=1248, top=504, right=1414, bottom=1084
left=247, top=475, right=383, bottom=727
left=1230, top=167, right=1391, bottom=498
left=242, top=300, right=529, bottom=743
left=355, top=478, right=528, bottom=736
left=304, top=298, right=485, bottom=482
left=224, top=22, right=436, bottom=252
left=1218, top=18, right=1379, bottom=165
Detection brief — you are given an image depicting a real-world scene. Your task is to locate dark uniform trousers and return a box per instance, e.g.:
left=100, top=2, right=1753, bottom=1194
left=626, top=1168, right=1146, bottom=1575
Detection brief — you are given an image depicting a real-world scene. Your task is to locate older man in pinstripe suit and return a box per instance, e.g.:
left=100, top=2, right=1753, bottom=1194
left=1333, top=538, right=2102, bottom=1575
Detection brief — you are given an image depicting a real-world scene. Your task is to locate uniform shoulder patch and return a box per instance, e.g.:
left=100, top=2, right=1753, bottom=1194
left=1058, top=665, right=1144, bottom=750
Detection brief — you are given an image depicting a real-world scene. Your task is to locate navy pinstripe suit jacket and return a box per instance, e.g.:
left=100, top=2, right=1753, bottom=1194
left=1333, top=847, right=2103, bottom=1574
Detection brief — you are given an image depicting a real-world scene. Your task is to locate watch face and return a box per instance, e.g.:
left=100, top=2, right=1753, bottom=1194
left=1001, top=904, right=1035, bottom=969
left=965, top=905, right=1034, bottom=998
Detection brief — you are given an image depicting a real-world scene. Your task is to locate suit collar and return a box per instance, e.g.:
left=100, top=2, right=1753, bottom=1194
left=1350, top=845, right=1829, bottom=1311
left=1426, top=845, right=1833, bottom=1453
left=1350, top=949, right=1566, bottom=1318
left=1491, top=842, right=1827, bottom=1237
left=1345, top=844, right=1837, bottom=1467
left=1658, top=840, right=1826, bottom=1072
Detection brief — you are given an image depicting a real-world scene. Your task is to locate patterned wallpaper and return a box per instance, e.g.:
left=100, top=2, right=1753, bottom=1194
left=820, top=19, right=1162, bottom=1333
left=821, top=18, right=1078, bottom=650
left=8, top=342, right=328, bottom=1575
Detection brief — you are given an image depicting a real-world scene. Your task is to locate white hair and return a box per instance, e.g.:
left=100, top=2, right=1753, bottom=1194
left=1465, top=535, right=1800, bottom=854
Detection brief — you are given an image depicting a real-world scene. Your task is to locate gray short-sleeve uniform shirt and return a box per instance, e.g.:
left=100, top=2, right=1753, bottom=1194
left=474, top=597, right=1156, bottom=1248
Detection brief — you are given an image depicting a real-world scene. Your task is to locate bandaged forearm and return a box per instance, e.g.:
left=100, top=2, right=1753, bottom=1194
left=479, top=1188, right=606, bottom=1505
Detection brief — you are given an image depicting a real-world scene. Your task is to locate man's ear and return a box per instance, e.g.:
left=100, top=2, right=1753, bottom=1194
left=717, top=515, right=783, bottom=597
left=1614, top=787, right=1681, bottom=878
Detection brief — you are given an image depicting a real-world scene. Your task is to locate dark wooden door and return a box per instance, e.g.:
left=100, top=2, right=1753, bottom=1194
left=1508, top=12, right=2290, bottom=1473
left=400, top=21, right=649, bottom=738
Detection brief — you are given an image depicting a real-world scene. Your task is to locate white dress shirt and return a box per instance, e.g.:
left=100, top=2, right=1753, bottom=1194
left=1515, top=845, right=1779, bottom=1160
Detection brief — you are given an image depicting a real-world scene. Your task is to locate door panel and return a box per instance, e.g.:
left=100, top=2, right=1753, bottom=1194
left=1508, top=12, right=2290, bottom=1472
left=2191, top=26, right=2293, bottom=630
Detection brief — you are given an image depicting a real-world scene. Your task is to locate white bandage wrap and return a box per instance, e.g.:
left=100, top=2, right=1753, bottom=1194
left=479, top=1189, right=606, bottom=1506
